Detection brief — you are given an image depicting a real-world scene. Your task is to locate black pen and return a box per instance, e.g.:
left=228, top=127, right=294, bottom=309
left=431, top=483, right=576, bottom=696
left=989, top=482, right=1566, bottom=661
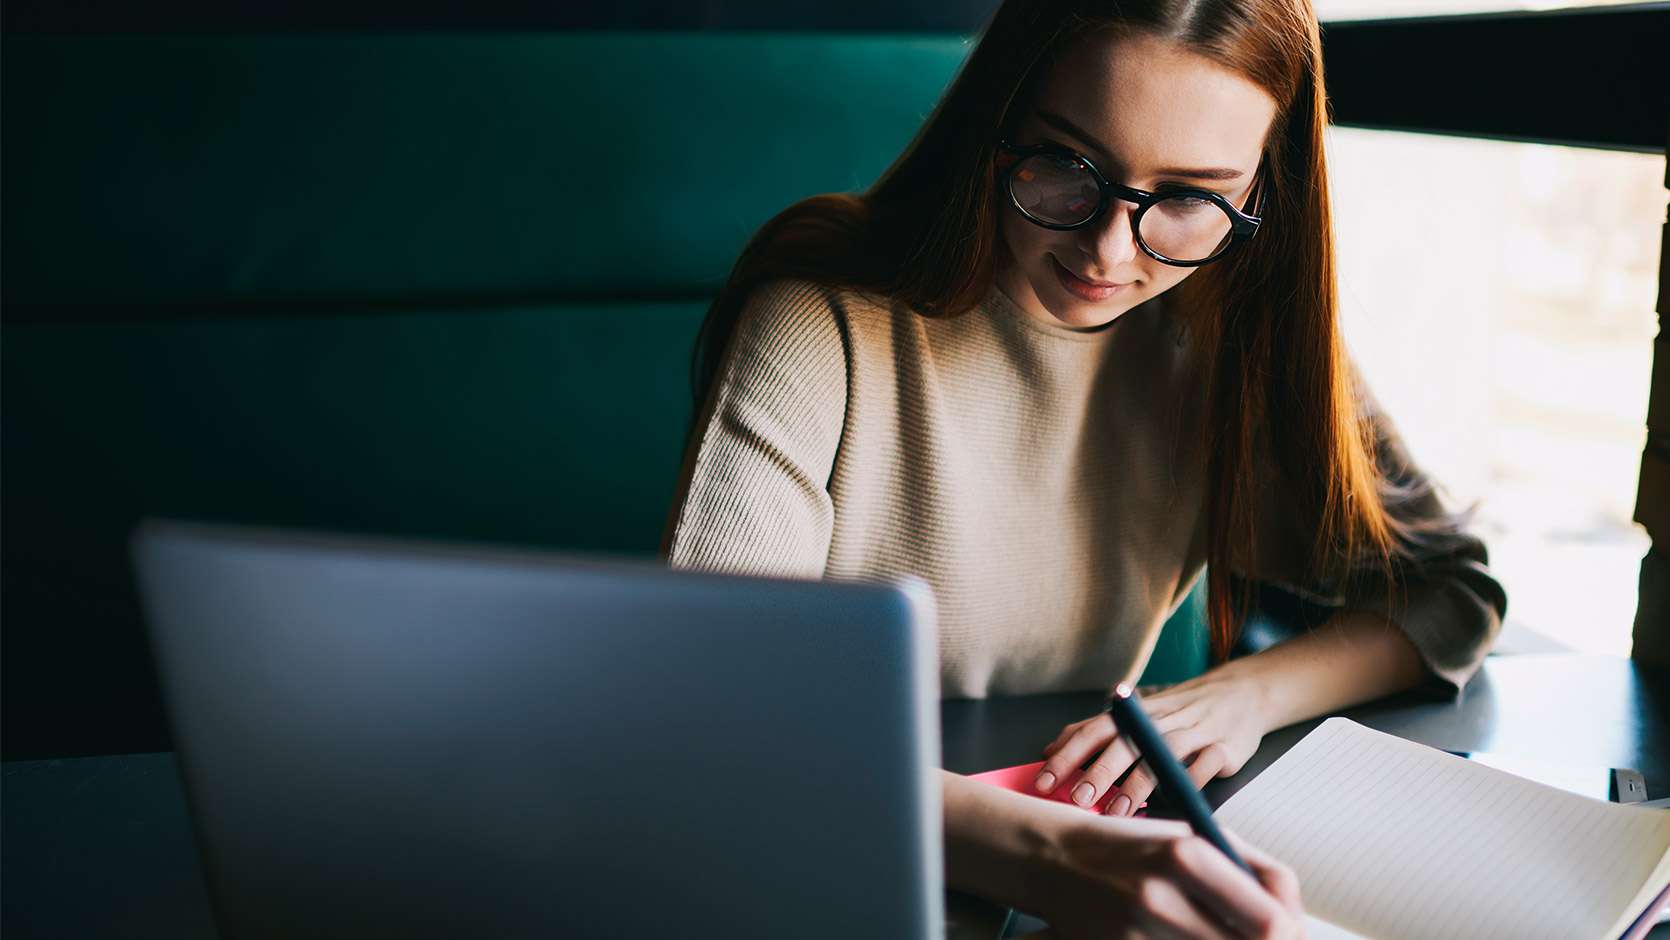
left=1105, top=682, right=1252, bottom=874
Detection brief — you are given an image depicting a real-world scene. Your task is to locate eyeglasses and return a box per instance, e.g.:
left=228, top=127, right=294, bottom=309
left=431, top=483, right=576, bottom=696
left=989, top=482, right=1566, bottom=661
left=995, top=141, right=1264, bottom=267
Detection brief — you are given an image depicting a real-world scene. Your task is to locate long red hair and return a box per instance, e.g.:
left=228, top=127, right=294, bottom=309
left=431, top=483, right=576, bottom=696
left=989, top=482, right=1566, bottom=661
left=692, top=0, right=1433, bottom=662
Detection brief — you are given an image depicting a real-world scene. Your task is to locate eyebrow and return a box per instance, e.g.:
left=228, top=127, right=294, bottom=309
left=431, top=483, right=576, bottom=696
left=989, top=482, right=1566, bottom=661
left=1035, top=110, right=1247, bottom=182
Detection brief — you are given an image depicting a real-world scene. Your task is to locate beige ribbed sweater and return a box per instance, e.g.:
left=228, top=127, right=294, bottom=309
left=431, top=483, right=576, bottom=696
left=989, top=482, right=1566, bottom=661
left=663, top=279, right=1502, bottom=699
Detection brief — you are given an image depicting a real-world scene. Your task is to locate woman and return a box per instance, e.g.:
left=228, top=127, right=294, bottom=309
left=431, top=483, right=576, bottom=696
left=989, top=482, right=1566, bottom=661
left=664, top=0, right=1506, bottom=936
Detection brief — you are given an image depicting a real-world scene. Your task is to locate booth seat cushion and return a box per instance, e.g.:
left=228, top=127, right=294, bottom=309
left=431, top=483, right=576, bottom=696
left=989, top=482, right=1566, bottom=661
left=5, top=303, right=705, bottom=551
left=2, top=33, right=972, bottom=308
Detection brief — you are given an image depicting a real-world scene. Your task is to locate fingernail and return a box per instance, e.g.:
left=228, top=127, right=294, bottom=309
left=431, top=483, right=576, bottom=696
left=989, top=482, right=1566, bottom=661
left=1072, top=782, right=1095, bottom=806
left=1111, top=794, right=1132, bottom=817
left=1034, top=770, right=1056, bottom=793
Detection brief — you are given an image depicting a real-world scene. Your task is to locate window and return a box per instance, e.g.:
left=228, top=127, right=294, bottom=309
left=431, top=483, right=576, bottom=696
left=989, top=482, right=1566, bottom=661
left=1327, top=127, right=1662, bottom=654
left=1315, top=0, right=1641, bottom=20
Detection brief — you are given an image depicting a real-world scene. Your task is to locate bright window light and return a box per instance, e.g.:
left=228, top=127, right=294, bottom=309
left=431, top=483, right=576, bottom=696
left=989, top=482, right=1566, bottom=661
left=1327, top=127, right=1662, bottom=656
left=1316, top=0, right=1642, bottom=21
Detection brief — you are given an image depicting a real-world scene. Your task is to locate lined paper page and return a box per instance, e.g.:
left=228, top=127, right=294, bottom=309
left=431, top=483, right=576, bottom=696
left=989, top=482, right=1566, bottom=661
left=1215, top=718, right=1670, bottom=940
left=1302, top=914, right=1372, bottom=939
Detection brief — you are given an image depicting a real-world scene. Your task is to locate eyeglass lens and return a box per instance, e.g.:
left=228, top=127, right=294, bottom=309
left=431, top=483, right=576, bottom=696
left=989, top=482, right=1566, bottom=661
left=1008, top=153, right=1236, bottom=263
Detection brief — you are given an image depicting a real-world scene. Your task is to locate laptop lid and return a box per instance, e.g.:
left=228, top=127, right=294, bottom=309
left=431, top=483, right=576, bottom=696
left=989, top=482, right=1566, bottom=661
left=133, top=520, right=942, bottom=940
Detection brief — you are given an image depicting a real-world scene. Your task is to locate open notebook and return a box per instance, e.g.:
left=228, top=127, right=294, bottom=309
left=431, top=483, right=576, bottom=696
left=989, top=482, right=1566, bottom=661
left=1214, top=718, right=1670, bottom=940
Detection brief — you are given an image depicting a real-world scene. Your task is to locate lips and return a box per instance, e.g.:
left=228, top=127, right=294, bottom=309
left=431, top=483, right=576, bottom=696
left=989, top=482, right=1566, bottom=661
left=1051, top=256, right=1129, bottom=303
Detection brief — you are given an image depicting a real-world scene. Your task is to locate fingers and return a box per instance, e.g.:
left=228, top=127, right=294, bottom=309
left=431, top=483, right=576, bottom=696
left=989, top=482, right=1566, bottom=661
left=1186, top=743, right=1232, bottom=790
left=1033, top=714, right=1121, bottom=799
left=1040, top=715, right=1097, bottom=761
left=1168, top=835, right=1304, bottom=940
left=1228, top=834, right=1305, bottom=919
left=1121, top=731, right=1249, bottom=819
left=1039, top=812, right=1300, bottom=940
left=1128, top=872, right=1240, bottom=940
left=1037, top=697, right=1256, bottom=816
left=1072, top=729, right=1145, bottom=809
left=1117, top=756, right=1158, bottom=813
left=1114, top=726, right=1215, bottom=815
left=1050, top=723, right=1221, bottom=815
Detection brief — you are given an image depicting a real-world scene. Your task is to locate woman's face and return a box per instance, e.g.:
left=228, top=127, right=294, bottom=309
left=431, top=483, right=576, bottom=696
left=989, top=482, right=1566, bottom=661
left=996, top=32, right=1278, bottom=330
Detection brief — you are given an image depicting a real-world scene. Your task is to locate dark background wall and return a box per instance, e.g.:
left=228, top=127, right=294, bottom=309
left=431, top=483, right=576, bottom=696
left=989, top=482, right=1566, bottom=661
left=4, top=0, right=1000, bottom=31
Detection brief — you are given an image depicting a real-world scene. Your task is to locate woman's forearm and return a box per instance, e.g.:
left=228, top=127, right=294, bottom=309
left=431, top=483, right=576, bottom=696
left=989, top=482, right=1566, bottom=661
left=942, top=769, right=1057, bottom=913
left=1207, top=610, right=1428, bottom=734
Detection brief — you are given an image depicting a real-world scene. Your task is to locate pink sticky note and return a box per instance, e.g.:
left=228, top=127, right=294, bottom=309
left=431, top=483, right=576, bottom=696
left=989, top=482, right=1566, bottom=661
left=968, top=760, right=1144, bottom=815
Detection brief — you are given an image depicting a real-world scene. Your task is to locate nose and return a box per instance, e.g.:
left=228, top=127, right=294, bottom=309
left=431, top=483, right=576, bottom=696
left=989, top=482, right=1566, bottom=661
left=1076, top=197, right=1141, bottom=272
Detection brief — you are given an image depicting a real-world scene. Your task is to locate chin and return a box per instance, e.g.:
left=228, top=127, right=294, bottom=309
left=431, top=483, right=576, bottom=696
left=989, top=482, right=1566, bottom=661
left=1043, top=292, right=1143, bottom=330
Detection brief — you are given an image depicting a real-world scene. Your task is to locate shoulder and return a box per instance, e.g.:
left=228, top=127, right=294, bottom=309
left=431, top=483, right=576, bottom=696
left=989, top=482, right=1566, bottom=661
left=735, top=278, right=900, bottom=337
left=727, top=278, right=909, bottom=375
left=707, top=280, right=867, bottom=424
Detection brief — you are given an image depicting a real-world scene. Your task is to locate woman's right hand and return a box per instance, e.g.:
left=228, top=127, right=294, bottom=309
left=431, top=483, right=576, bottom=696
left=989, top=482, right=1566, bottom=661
left=942, top=771, right=1304, bottom=940
left=1041, top=813, right=1305, bottom=939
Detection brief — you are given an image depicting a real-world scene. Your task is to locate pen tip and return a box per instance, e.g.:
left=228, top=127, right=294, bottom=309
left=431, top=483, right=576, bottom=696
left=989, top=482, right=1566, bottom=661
left=1115, top=683, right=1134, bottom=699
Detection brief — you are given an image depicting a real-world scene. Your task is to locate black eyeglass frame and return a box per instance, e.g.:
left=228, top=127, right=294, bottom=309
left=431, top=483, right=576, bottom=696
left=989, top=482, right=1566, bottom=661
left=995, top=140, right=1266, bottom=267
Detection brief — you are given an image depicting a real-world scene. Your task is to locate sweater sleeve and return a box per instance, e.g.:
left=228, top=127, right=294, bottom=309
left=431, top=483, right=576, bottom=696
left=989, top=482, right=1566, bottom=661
left=1239, top=382, right=1507, bottom=695
left=661, top=280, right=850, bottom=579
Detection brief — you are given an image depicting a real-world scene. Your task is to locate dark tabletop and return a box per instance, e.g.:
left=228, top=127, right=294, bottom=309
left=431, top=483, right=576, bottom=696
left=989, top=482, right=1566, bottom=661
left=5, top=653, right=1667, bottom=939
left=943, top=652, right=1670, bottom=806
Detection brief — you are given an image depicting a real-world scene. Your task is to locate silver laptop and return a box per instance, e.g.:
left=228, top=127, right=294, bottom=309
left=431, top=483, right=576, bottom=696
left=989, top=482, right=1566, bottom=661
left=133, top=520, right=943, bottom=939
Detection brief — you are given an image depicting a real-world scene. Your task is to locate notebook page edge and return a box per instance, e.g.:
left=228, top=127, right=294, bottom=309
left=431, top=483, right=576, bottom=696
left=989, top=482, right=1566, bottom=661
left=1215, top=718, right=1670, bottom=940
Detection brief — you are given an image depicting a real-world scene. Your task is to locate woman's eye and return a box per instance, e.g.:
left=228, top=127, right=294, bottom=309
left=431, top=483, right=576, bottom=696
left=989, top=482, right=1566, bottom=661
left=1164, top=194, right=1215, bottom=210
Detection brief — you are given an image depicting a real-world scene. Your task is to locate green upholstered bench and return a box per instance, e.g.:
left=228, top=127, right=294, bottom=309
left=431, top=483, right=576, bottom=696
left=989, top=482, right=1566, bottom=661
left=1, top=33, right=1207, bottom=759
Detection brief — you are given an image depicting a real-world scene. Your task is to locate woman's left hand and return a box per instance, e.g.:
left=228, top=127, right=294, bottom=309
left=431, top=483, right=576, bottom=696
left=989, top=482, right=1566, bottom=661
left=1032, top=671, right=1272, bottom=816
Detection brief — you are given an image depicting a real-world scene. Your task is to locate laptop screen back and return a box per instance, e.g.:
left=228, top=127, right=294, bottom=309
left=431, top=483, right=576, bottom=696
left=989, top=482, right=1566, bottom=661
left=134, top=521, right=942, bottom=940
